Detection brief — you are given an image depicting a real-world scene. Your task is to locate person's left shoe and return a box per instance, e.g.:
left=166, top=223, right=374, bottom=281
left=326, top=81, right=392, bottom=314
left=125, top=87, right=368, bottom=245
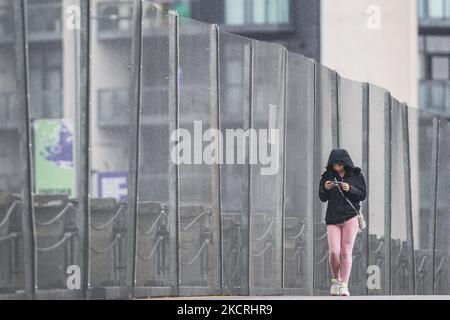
left=339, top=282, right=350, bottom=296
left=330, top=279, right=341, bottom=296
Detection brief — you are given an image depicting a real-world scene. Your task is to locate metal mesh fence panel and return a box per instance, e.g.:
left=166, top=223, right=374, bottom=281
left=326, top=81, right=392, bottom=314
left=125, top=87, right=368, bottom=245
left=218, top=30, right=252, bottom=296
left=313, top=65, right=337, bottom=295
left=25, top=0, right=84, bottom=298
left=178, top=16, right=221, bottom=296
left=283, top=52, right=314, bottom=295
left=435, top=116, right=450, bottom=295
left=390, top=99, right=415, bottom=295
left=88, top=0, right=135, bottom=298
left=367, top=85, right=391, bottom=295
left=337, top=76, right=368, bottom=295
left=249, top=40, right=285, bottom=296
left=134, top=2, right=178, bottom=298
left=0, top=0, right=28, bottom=299
left=408, top=107, right=438, bottom=295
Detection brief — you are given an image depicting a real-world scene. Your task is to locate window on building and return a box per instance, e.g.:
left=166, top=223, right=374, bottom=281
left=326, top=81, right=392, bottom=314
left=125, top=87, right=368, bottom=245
left=431, top=56, right=450, bottom=80
left=224, top=0, right=290, bottom=26
left=426, top=35, right=450, bottom=52
left=419, top=35, right=450, bottom=80
left=419, top=35, right=450, bottom=112
left=418, top=0, right=450, bottom=19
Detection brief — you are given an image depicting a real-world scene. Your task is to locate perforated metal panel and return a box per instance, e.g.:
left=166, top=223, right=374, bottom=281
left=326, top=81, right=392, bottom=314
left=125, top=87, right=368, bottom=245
left=408, top=107, right=438, bottom=295
left=0, top=0, right=28, bottom=299
left=178, top=16, right=221, bottom=296
left=337, top=76, right=368, bottom=295
left=88, top=0, right=135, bottom=298
left=249, top=40, right=285, bottom=296
left=390, top=99, right=415, bottom=295
left=134, top=2, right=177, bottom=298
left=313, top=65, right=337, bottom=295
left=24, top=0, right=85, bottom=299
left=283, top=52, right=314, bottom=295
left=367, top=85, right=391, bottom=295
left=435, top=116, right=450, bottom=295
left=218, top=30, right=252, bottom=296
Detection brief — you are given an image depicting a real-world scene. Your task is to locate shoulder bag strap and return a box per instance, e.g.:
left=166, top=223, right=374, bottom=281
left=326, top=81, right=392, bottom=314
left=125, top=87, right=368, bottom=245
left=334, top=177, right=359, bottom=215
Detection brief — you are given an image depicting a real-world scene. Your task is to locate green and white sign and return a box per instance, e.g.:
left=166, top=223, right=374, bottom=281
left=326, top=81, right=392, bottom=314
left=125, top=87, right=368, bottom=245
left=33, top=119, right=76, bottom=198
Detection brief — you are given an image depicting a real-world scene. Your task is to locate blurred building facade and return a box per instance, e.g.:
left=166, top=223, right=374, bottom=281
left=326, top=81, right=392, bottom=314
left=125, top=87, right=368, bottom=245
left=321, top=0, right=418, bottom=110
left=418, top=0, right=450, bottom=118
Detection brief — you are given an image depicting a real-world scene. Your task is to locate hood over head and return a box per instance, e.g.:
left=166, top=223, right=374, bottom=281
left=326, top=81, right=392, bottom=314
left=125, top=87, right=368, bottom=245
left=325, top=149, right=361, bottom=175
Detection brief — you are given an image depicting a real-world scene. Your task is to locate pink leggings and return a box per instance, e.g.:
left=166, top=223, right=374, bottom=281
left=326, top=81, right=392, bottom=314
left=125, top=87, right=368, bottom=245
left=326, top=215, right=359, bottom=284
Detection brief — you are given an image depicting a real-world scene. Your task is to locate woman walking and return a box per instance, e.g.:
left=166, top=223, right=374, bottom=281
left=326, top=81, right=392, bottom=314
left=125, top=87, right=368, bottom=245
left=318, top=149, right=367, bottom=296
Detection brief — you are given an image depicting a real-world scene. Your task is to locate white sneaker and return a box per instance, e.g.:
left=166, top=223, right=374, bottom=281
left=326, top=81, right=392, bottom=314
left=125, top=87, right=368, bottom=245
left=339, top=282, right=350, bottom=296
left=330, top=279, right=341, bottom=296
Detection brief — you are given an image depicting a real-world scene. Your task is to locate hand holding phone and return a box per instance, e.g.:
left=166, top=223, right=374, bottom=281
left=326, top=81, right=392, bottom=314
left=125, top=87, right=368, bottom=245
left=332, top=179, right=350, bottom=192
left=324, top=181, right=335, bottom=190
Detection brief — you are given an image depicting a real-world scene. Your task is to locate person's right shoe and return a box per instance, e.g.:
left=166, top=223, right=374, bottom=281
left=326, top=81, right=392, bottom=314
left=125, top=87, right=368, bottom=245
left=330, top=279, right=341, bottom=296
left=339, top=282, right=350, bottom=296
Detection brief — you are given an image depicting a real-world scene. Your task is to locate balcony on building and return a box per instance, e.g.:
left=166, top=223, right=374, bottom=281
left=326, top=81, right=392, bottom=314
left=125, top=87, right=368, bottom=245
left=0, top=1, right=63, bottom=44
left=27, top=0, right=63, bottom=42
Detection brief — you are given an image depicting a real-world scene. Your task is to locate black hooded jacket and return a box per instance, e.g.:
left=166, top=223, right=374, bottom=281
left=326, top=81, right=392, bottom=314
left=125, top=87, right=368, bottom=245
left=318, top=149, right=367, bottom=225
